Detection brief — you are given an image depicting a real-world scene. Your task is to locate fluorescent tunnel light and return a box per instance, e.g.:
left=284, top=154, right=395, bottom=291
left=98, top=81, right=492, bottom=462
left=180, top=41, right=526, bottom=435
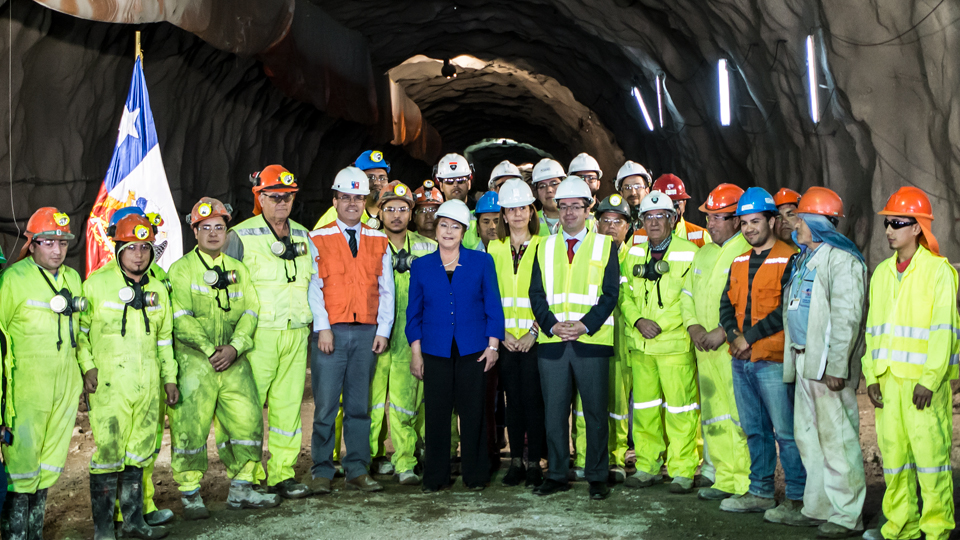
left=656, top=74, right=664, bottom=128
left=631, top=87, right=656, bottom=132
left=806, top=35, right=820, bottom=124
left=718, top=59, right=731, bottom=126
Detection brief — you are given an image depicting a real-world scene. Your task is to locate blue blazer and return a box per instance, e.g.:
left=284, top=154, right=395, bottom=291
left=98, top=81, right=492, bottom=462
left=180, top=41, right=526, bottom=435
left=406, top=247, right=505, bottom=357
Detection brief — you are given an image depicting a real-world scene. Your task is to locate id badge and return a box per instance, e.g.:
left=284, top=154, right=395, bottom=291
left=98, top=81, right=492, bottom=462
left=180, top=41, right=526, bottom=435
left=788, top=298, right=801, bottom=311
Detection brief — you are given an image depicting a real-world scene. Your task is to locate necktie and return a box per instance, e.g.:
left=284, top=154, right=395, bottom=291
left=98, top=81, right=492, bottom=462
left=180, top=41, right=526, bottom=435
left=566, top=238, right=577, bottom=264
left=347, top=229, right=358, bottom=258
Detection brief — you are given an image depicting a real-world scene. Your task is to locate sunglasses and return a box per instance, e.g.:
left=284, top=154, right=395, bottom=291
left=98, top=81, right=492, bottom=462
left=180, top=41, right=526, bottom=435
left=883, top=218, right=917, bottom=230
left=439, top=177, right=469, bottom=185
left=264, top=193, right=294, bottom=203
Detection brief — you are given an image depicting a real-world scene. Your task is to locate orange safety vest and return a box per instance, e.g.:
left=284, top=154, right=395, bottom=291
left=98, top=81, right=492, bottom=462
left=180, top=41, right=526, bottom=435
left=682, top=221, right=708, bottom=248
left=310, top=222, right=389, bottom=325
left=727, top=240, right=795, bottom=362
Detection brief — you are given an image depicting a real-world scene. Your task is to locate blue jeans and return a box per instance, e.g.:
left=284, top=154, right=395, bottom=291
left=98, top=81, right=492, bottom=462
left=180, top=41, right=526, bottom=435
left=731, top=359, right=806, bottom=500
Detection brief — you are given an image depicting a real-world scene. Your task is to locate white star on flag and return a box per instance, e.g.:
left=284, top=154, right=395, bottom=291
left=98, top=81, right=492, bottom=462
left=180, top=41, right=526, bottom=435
left=116, top=106, right=140, bottom=147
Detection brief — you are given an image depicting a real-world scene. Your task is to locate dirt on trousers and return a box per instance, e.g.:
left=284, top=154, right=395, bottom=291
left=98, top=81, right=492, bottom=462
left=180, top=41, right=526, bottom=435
left=39, top=385, right=960, bottom=540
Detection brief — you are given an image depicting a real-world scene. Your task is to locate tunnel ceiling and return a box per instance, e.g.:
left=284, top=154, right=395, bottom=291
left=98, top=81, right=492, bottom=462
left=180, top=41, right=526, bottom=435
left=4, top=0, right=960, bottom=267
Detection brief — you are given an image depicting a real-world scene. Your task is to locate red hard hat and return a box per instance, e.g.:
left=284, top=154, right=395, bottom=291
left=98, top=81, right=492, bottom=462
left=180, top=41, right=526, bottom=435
left=878, top=186, right=934, bottom=220
left=797, top=187, right=844, bottom=218
left=773, top=188, right=801, bottom=207
left=652, top=174, right=690, bottom=201
left=698, top=184, right=745, bottom=214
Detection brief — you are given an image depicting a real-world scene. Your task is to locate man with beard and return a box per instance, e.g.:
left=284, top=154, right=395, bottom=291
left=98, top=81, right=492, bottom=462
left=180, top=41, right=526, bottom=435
left=412, top=181, right=444, bottom=241
left=435, top=153, right=482, bottom=250
left=615, top=161, right=652, bottom=235
left=773, top=188, right=801, bottom=250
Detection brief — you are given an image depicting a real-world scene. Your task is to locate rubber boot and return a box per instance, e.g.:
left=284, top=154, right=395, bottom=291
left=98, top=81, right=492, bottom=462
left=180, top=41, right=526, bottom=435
left=26, top=489, right=47, bottom=540
left=90, top=473, right=119, bottom=540
left=2, top=492, right=29, bottom=540
left=119, top=467, right=168, bottom=540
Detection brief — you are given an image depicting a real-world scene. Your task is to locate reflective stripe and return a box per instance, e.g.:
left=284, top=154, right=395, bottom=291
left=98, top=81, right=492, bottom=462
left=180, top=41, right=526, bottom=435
left=243, top=310, right=258, bottom=318
left=951, top=354, right=959, bottom=366
left=103, top=301, right=127, bottom=310
left=80, top=326, right=90, bottom=334
left=291, top=229, right=308, bottom=238
left=608, top=412, right=629, bottom=421
left=157, top=339, right=173, bottom=347
left=173, top=310, right=194, bottom=319
left=228, top=291, right=243, bottom=299
left=664, top=403, right=700, bottom=414
left=591, top=235, right=604, bottom=262
left=502, top=297, right=513, bottom=308
left=764, top=257, right=789, bottom=264
left=894, top=325, right=929, bottom=340
left=173, top=445, right=207, bottom=456
left=883, top=463, right=915, bottom=475
left=125, top=451, right=152, bottom=463
left=8, top=467, right=40, bottom=479
left=866, top=323, right=890, bottom=336
left=693, top=268, right=702, bottom=275
left=411, top=242, right=435, bottom=252
left=145, top=305, right=162, bottom=313
left=667, top=250, right=695, bottom=262
left=40, top=463, right=64, bottom=473
left=544, top=237, right=556, bottom=306
left=633, top=398, right=663, bottom=410
left=26, top=299, right=51, bottom=309
left=236, top=227, right=272, bottom=237
left=216, top=440, right=260, bottom=449
left=687, top=231, right=703, bottom=240
left=871, top=348, right=927, bottom=366
left=389, top=402, right=418, bottom=417
left=733, top=255, right=749, bottom=263
left=504, top=319, right=535, bottom=330
left=501, top=297, right=531, bottom=309
left=702, top=414, right=732, bottom=426
left=573, top=410, right=585, bottom=417
left=619, top=276, right=628, bottom=284
left=930, top=323, right=960, bottom=339
left=516, top=298, right=531, bottom=309
left=917, top=465, right=952, bottom=474
left=361, top=228, right=386, bottom=238
left=371, top=403, right=386, bottom=410
left=628, top=246, right=646, bottom=257
left=681, top=289, right=693, bottom=298
left=269, top=426, right=302, bottom=438
left=191, top=284, right=210, bottom=293
left=91, top=460, right=124, bottom=470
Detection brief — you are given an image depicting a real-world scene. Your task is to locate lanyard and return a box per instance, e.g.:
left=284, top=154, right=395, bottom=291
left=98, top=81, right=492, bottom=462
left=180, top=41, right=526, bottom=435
left=195, top=248, right=232, bottom=312
left=36, top=265, right=77, bottom=350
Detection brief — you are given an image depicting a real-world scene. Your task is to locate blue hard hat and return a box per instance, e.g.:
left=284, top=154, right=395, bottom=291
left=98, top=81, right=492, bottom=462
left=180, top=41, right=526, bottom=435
left=109, top=206, right=147, bottom=227
left=354, top=150, right=391, bottom=173
left=475, top=191, right=501, bottom=215
left=735, top=187, right=777, bottom=216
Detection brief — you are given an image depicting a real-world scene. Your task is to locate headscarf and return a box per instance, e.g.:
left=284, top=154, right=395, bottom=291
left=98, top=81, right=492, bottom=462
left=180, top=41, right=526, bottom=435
left=795, top=213, right=865, bottom=265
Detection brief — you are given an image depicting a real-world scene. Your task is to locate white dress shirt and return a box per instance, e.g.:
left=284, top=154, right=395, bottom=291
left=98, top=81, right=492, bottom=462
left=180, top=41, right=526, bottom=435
left=561, top=226, right=588, bottom=254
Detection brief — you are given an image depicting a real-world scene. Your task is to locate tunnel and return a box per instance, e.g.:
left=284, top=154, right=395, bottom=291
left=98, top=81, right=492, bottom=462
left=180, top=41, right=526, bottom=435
left=1, top=0, right=958, bottom=267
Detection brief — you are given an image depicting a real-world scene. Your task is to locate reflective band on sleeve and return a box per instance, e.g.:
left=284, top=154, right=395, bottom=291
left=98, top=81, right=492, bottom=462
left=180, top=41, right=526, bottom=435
left=173, top=310, right=194, bottom=319
left=40, top=463, right=64, bottom=473
left=664, top=403, right=700, bottom=414
left=667, top=251, right=695, bottom=262
left=26, top=299, right=51, bottom=309
left=269, top=426, right=302, bottom=438
left=173, top=445, right=207, bottom=456
left=930, top=323, right=960, bottom=339
left=681, top=289, right=693, bottom=297
left=244, top=310, right=258, bottom=318
left=693, top=268, right=702, bottom=275
left=157, top=339, right=173, bottom=347
left=633, top=398, right=663, bottom=410
left=8, top=467, right=40, bottom=479
left=389, top=402, right=418, bottom=417
left=191, top=284, right=210, bottom=293
left=951, top=354, right=959, bottom=366
left=702, top=414, right=733, bottom=426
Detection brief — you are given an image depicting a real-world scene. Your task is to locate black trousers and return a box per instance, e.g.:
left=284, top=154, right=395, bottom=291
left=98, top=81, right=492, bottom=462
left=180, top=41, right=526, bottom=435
left=500, top=346, right=546, bottom=463
left=423, top=348, right=489, bottom=489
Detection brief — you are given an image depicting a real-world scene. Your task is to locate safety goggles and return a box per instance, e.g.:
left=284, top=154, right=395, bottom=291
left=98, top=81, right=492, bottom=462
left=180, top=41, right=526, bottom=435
left=579, top=174, right=600, bottom=183
left=264, top=192, right=294, bottom=203
left=199, top=224, right=226, bottom=232
left=643, top=212, right=671, bottom=222
left=621, top=184, right=646, bottom=192
left=883, top=218, right=916, bottom=230
left=439, top=177, right=469, bottom=185
left=34, top=239, right=70, bottom=249
left=600, top=217, right=625, bottom=225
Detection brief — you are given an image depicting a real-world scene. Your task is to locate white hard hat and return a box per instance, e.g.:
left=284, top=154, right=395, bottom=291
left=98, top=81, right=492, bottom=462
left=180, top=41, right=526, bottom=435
left=498, top=178, right=536, bottom=208
left=531, top=158, right=565, bottom=183
left=639, top=190, right=675, bottom=215
left=332, top=166, right=370, bottom=196
left=553, top=176, right=593, bottom=204
left=615, top=160, right=652, bottom=190
left=435, top=199, right=472, bottom=227
left=436, top=153, right=472, bottom=179
left=488, top=160, right=521, bottom=190
left=568, top=153, right=602, bottom=179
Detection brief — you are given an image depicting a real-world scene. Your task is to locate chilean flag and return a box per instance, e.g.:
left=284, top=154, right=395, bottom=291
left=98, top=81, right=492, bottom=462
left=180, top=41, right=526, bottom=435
left=85, top=57, right=182, bottom=276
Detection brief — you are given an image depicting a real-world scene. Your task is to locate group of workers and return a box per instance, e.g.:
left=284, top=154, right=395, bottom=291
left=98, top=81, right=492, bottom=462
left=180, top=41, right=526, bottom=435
left=0, top=146, right=954, bottom=540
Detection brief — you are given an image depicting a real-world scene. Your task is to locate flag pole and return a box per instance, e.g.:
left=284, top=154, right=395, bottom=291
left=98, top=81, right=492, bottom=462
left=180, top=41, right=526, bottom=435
left=135, top=31, right=142, bottom=60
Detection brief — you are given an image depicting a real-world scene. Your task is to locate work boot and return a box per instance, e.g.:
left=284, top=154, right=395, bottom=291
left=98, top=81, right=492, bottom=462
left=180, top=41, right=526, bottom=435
left=764, top=499, right=821, bottom=526
left=525, top=466, right=544, bottom=489
left=719, top=493, right=776, bottom=513
left=695, top=476, right=715, bottom=488
left=227, top=482, right=281, bottom=510
left=300, top=474, right=332, bottom=495
left=624, top=470, right=661, bottom=488
left=119, top=467, right=168, bottom=539
left=90, top=473, right=119, bottom=540
left=817, top=522, right=862, bottom=539
left=180, top=491, right=210, bottom=521
left=668, top=476, right=695, bottom=494
left=501, top=459, right=526, bottom=487
left=569, top=467, right=586, bottom=482
left=2, top=492, right=30, bottom=540
left=860, top=529, right=884, bottom=540
left=345, top=474, right=383, bottom=493
left=398, top=471, right=420, bottom=486
left=609, top=466, right=626, bottom=484
left=143, top=509, right=173, bottom=526
left=26, top=489, right=48, bottom=540
left=375, top=459, right=395, bottom=476
left=269, top=478, right=312, bottom=499
left=697, top=487, right=734, bottom=500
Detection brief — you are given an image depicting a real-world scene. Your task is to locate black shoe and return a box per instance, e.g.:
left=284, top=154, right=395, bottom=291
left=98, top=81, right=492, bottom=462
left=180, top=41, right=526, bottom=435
left=421, top=482, right=453, bottom=494
left=534, top=479, right=570, bottom=496
left=269, top=478, right=312, bottom=499
left=589, top=481, right=610, bottom=500
left=525, top=466, right=544, bottom=489
left=501, top=464, right=526, bottom=487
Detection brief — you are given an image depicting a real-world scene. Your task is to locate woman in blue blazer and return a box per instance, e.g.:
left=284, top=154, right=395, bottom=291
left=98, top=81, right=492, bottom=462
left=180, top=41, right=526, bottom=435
left=406, top=200, right=504, bottom=491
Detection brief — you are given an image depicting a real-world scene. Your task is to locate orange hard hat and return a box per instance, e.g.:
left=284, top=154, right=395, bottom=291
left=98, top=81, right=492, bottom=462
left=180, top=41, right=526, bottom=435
left=698, top=184, right=745, bottom=214
left=773, top=187, right=801, bottom=207
left=797, top=187, right=844, bottom=218
left=251, top=165, right=297, bottom=215
left=112, top=214, right=156, bottom=244
left=652, top=174, right=690, bottom=201
left=188, top=197, right=233, bottom=226
left=413, top=180, right=444, bottom=207
left=26, top=207, right=74, bottom=240
left=378, top=181, right=415, bottom=208
left=878, top=186, right=934, bottom=220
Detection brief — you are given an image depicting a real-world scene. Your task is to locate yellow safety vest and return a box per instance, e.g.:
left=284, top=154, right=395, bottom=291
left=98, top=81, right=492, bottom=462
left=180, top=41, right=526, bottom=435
left=863, top=245, right=960, bottom=388
left=536, top=231, right=614, bottom=346
left=489, top=236, right=542, bottom=339
left=230, top=214, right=314, bottom=330
left=619, top=234, right=698, bottom=355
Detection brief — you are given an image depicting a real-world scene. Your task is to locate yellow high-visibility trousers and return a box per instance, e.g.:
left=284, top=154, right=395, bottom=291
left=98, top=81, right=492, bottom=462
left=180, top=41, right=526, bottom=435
left=696, top=350, right=750, bottom=495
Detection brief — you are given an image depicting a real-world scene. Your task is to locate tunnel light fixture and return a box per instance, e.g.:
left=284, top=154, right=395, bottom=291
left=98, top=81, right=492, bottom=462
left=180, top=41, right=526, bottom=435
left=656, top=73, right=665, bottom=128
left=718, top=59, right=731, bottom=126
left=441, top=58, right=457, bottom=79
left=631, top=87, right=655, bottom=132
left=806, top=35, right=820, bottom=124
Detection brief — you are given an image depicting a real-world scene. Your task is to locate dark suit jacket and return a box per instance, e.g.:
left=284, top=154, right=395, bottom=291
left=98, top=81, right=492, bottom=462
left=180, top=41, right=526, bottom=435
left=406, top=247, right=505, bottom=357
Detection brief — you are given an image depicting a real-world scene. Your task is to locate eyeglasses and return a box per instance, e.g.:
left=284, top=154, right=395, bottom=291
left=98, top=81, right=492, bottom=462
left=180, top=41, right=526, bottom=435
left=382, top=207, right=410, bottom=215
left=643, top=212, right=671, bottom=222
left=601, top=218, right=625, bottom=225
left=438, top=221, right=463, bottom=232
left=883, top=218, right=917, bottom=230
left=706, top=214, right=736, bottom=222
left=416, top=207, right=438, bottom=214
left=336, top=194, right=365, bottom=203
left=200, top=224, right=226, bottom=232
left=439, top=177, right=469, bottom=185
left=125, top=243, right=154, bottom=253
left=367, top=174, right=389, bottom=184
left=34, top=239, right=69, bottom=249
left=579, top=174, right=600, bottom=183
left=537, top=181, right=561, bottom=190
left=621, top=184, right=646, bottom=191
left=263, top=193, right=294, bottom=203
left=558, top=204, right=586, bottom=213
